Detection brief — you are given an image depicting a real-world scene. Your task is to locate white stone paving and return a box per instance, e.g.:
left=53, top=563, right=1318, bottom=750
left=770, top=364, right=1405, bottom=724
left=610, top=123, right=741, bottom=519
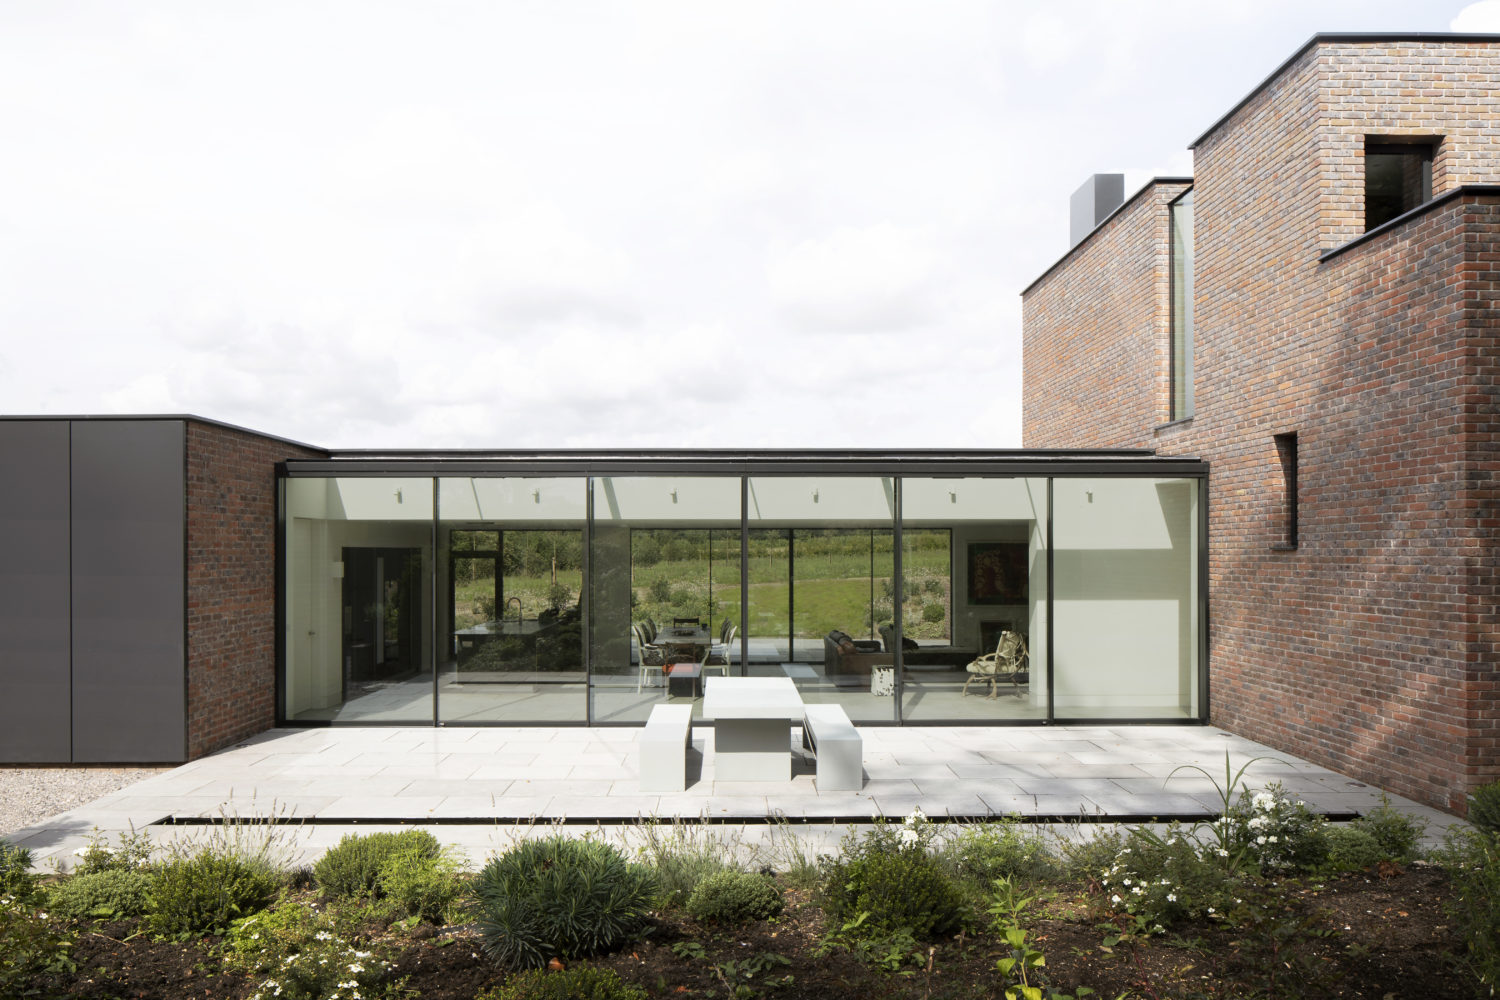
left=6, top=724, right=1468, bottom=872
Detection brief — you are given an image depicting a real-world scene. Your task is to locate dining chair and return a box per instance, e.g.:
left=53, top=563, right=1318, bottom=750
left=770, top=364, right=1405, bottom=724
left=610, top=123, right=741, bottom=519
left=704, top=624, right=736, bottom=678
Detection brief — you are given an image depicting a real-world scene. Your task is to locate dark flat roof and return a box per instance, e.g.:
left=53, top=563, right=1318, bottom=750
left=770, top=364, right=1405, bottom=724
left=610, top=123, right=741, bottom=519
left=0, top=413, right=326, bottom=453
left=1189, top=32, right=1500, bottom=150
left=1020, top=178, right=1192, bottom=297
left=286, top=448, right=1207, bottom=478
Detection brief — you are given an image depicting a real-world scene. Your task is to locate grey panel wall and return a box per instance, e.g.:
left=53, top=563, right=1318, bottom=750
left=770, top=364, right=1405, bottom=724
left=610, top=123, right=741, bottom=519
left=70, top=421, right=186, bottom=762
left=0, top=422, right=73, bottom=761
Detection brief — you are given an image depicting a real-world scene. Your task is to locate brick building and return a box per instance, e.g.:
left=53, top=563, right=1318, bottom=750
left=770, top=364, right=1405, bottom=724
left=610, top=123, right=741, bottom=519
left=1022, top=33, right=1500, bottom=814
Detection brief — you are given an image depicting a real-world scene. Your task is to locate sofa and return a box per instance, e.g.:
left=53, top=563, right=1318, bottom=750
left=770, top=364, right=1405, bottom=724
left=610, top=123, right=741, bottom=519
left=877, top=624, right=976, bottom=668
left=823, top=630, right=891, bottom=676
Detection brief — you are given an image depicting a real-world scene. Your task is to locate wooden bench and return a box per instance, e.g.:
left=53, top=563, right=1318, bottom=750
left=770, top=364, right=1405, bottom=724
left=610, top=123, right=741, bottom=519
left=801, top=704, right=863, bottom=791
left=640, top=704, right=693, bottom=792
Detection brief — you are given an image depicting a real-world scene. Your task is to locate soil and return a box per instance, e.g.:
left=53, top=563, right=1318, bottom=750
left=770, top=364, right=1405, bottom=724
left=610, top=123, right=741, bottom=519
left=34, top=863, right=1481, bottom=1000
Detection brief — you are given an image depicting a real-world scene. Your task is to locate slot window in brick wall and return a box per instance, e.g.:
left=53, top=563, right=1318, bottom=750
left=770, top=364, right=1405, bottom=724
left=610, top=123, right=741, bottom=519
left=1273, top=431, right=1298, bottom=550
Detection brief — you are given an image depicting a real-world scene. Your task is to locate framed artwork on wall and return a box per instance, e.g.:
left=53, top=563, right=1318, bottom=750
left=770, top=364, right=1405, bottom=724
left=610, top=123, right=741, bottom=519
left=966, top=541, right=1028, bottom=605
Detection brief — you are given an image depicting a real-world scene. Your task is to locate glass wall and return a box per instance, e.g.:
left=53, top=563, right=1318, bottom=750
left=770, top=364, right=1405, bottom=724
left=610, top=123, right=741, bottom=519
left=1051, top=477, right=1200, bottom=719
left=280, top=465, right=1204, bottom=727
left=437, top=477, right=586, bottom=724
left=589, top=476, right=741, bottom=723
left=283, top=477, right=436, bottom=723
left=746, top=476, right=895, bottom=722
left=899, top=478, right=1049, bottom=721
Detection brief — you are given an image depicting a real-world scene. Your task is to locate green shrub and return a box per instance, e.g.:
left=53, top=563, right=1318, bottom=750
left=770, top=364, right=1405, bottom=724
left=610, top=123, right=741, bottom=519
left=1096, top=824, right=1247, bottom=930
left=921, top=603, right=945, bottom=623
left=1226, top=783, right=1329, bottom=873
left=1436, top=827, right=1500, bottom=994
left=819, top=828, right=965, bottom=941
left=313, top=830, right=441, bottom=900
left=942, top=821, right=1057, bottom=892
left=146, top=850, right=281, bottom=936
left=631, top=820, right=737, bottom=910
left=74, top=829, right=154, bottom=876
left=376, top=845, right=465, bottom=924
left=1351, top=795, right=1426, bottom=863
left=1322, top=826, right=1386, bottom=873
left=686, top=871, right=783, bottom=926
left=225, top=900, right=397, bottom=1000
left=470, top=835, right=657, bottom=969
left=1052, top=826, right=1125, bottom=884
left=47, top=868, right=153, bottom=923
left=649, top=577, right=672, bottom=603
left=0, top=840, right=39, bottom=903
left=1466, top=779, right=1500, bottom=838
left=0, top=891, right=74, bottom=996
left=478, top=965, right=648, bottom=1000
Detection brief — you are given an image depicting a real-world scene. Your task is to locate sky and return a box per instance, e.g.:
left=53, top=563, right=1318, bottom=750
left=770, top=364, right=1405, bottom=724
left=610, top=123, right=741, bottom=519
left=3, top=1, right=1497, bottom=451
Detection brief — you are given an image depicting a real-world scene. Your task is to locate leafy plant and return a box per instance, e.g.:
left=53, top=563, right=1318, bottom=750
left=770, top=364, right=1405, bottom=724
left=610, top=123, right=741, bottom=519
left=225, top=900, right=398, bottom=1000
left=376, top=845, right=466, bottom=924
left=629, top=817, right=738, bottom=909
left=46, top=868, right=153, bottom=923
left=146, top=849, right=281, bottom=937
left=470, top=835, right=657, bottom=969
left=73, top=827, right=155, bottom=876
left=0, top=890, right=75, bottom=995
left=0, top=840, right=40, bottom=903
left=818, top=819, right=966, bottom=941
left=1350, top=794, right=1427, bottom=863
left=685, top=870, right=784, bottom=926
left=1465, top=779, right=1500, bottom=838
left=921, top=602, right=945, bottom=623
left=1163, top=751, right=1283, bottom=873
left=313, top=829, right=441, bottom=900
left=1224, top=782, right=1329, bottom=873
left=477, top=965, right=648, bottom=1000
left=1435, top=826, right=1500, bottom=994
left=1096, top=823, right=1245, bottom=929
left=990, top=877, right=1095, bottom=1000
left=942, top=819, right=1058, bottom=892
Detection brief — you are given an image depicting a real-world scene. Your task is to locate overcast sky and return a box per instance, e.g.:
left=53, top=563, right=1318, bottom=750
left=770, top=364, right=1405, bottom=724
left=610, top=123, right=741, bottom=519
left=3, top=1, right=1496, bottom=450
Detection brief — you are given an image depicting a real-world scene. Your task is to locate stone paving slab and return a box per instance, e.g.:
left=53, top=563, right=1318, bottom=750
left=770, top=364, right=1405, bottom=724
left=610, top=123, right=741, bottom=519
left=5, top=724, right=1469, bottom=872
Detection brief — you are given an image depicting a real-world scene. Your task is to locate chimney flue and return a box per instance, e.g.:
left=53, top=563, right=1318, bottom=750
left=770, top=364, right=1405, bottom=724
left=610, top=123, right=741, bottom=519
left=1069, top=173, right=1125, bottom=247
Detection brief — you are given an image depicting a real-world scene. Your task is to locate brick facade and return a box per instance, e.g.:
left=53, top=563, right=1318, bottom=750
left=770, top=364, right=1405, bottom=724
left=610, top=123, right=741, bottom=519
left=1022, top=35, right=1500, bottom=814
left=185, top=421, right=324, bottom=759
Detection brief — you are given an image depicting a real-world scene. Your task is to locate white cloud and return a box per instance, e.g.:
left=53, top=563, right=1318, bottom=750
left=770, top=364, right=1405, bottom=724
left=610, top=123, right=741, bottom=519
left=1452, top=1, right=1500, bottom=30
left=767, top=224, right=938, bottom=334
left=0, top=0, right=1472, bottom=449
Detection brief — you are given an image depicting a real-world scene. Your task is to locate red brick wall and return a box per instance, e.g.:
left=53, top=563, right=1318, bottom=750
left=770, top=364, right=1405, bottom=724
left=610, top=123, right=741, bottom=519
left=185, top=421, right=323, bottom=758
left=1021, top=38, right=1500, bottom=814
left=1022, top=181, right=1191, bottom=449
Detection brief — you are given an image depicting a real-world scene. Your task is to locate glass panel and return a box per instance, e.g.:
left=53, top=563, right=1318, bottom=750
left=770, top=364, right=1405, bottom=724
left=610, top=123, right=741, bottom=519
left=589, top=476, right=741, bottom=723
left=746, top=476, right=894, bottom=722
left=1170, top=189, right=1194, bottom=420
left=283, top=477, right=436, bottom=723
left=437, top=478, right=586, bottom=723
left=899, top=478, right=1049, bottom=721
left=1051, top=478, right=1199, bottom=719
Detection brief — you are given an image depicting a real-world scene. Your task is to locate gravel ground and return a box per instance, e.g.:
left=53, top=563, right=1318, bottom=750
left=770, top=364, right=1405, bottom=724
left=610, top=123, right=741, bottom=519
left=0, top=766, right=172, bottom=839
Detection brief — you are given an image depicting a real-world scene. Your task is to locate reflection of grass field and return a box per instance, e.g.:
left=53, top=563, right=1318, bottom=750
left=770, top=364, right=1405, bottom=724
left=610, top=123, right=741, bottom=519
left=715, top=579, right=875, bottom=637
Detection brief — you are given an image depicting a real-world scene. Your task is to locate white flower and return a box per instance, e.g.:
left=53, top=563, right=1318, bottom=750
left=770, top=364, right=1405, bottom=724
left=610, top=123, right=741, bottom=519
left=905, top=807, right=926, bottom=826
left=1111, top=894, right=1122, bottom=904
left=1216, top=848, right=1229, bottom=857
left=1248, top=816, right=1269, bottom=830
left=1166, top=893, right=1177, bottom=902
left=315, top=931, right=333, bottom=941
left=1256, top=835, right=1267, bottom=845
left=347, top=963, right=364, bottom=973
left=1253, top=791, right=1276, bottom=810
left=1206, top=907, right=1215, bottom=914
left=1131, top=886, right=1143, bottom=895
left=1122, top=878, right=1132, bottom=886
left=899, top=828, right=919, bottom=845
left=1268, top=836, right=1278, bottom=843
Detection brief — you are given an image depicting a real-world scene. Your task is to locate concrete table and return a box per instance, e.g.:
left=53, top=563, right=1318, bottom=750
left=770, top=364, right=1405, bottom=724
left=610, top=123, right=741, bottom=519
left=701, top=676, right=805, bottom=780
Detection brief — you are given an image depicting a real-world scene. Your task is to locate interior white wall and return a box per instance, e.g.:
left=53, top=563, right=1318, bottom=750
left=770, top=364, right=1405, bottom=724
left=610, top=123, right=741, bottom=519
left=1050, top=478, right=1197, bottom=712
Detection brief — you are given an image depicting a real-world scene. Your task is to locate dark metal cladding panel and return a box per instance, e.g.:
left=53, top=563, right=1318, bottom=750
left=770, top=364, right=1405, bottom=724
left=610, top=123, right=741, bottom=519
left=0, top=421, right=73, bottom=761
left=70, top=421, right=186, bottom=762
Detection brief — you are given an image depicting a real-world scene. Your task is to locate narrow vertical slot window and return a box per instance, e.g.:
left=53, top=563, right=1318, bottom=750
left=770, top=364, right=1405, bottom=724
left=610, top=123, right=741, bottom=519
left=1170, top=189, right=1194, bottom=420
left=1274, top=432, right=1298, bottom=549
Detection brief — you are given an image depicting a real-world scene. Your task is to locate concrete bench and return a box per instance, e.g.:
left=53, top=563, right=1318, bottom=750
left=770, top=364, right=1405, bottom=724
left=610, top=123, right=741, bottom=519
left=640, top=704, right=694, bottom=792
left=801, top=704, right=863, bottom=791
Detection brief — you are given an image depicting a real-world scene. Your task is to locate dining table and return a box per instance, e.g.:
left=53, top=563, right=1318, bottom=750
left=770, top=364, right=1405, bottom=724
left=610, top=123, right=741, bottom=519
left=700, top=676, right=805, bottom=780
left=652, top=625, right=712, bottom=661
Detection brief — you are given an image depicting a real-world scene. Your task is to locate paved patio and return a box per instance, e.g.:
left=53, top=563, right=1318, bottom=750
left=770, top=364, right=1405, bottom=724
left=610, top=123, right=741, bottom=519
left=8, top=724, right=1465, bottom=872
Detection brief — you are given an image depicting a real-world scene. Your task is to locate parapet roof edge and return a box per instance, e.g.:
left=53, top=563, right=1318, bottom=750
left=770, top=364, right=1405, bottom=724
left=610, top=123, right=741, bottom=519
left=1318, top=183, right=1500, bottom=262
left=0, top=413, right=327, bottom=453
left=1019, top=177, right=1193, bottom=297
left=1188, top=32, right=1500, bottom=151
